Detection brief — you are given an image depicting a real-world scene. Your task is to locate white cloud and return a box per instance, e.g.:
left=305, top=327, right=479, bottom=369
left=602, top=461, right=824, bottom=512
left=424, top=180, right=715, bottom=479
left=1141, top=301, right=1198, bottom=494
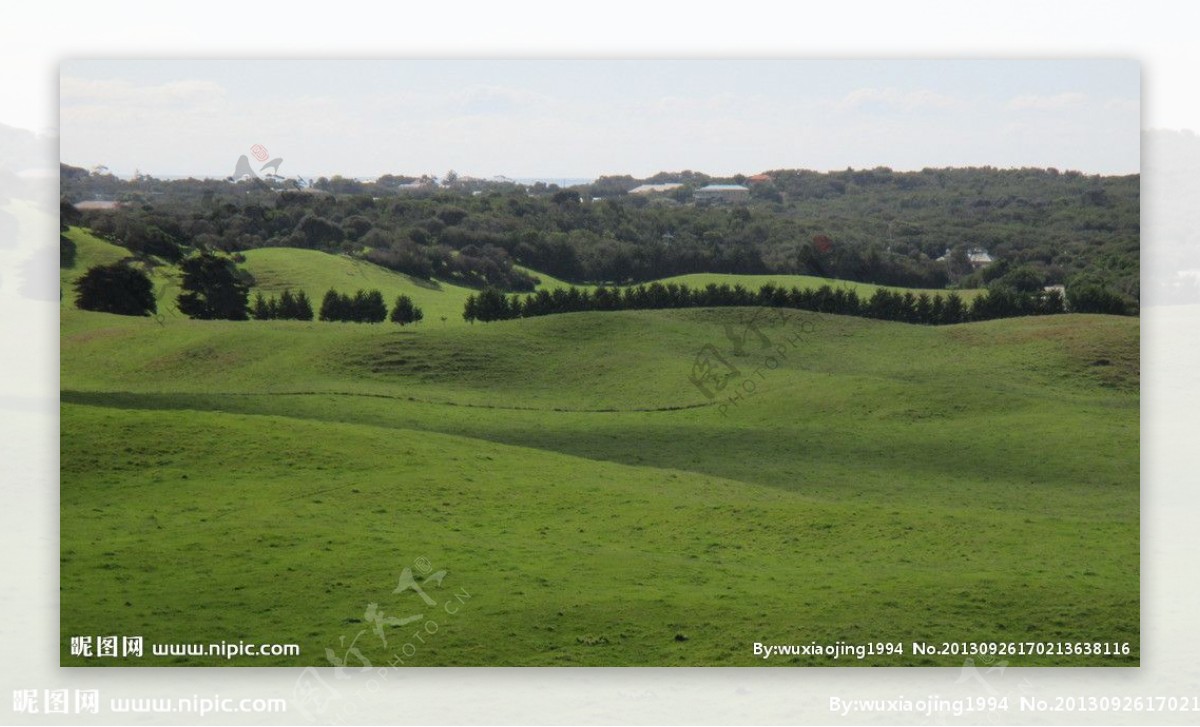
left=1007, top=92, right=1088, bottom=111
left=1105, top=97, right=1139, bottom=113
left=60, top=77, right=226, bottom=107
left=446, top=85, right=554, bottom=115
left=651, top=93, right=740, bottom=115
left=831, top=87, right=961, bottom=112
left=58, top=76, right=373, bottom=178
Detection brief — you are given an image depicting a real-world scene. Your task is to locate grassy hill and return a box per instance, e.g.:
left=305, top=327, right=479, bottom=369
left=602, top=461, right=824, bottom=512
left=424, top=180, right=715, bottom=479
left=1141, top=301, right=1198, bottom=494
left=62, top=228, right=982, bottom=330
left=61, top=227, right=185, bottom=318
left=60, top=227, right=132, bottom=298
left=60, top=293, right=1138, bottom=665
left=521, top=264, right=982, bottom=299
left=240, top=247, right=479, bottom=326
left=61, top=229, right=480, bottom=325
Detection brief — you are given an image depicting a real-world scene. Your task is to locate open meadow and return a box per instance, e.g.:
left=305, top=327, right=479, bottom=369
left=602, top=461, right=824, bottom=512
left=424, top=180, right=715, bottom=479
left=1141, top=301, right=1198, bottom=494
left=60, top=232, right=1138, bottom=666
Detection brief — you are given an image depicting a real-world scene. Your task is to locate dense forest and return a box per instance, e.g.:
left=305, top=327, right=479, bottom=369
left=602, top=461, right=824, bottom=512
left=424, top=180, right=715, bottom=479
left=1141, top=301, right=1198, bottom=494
left=60, top=163, right=1139, bottom=305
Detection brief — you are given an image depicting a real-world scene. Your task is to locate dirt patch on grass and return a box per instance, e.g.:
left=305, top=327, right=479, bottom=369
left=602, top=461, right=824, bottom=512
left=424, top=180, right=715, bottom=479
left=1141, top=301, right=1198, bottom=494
left=945, top=315, right=1138, bottom=392
left=63, top=327, right=137, bottom=346
left=140, top=345, right=243, bottom=374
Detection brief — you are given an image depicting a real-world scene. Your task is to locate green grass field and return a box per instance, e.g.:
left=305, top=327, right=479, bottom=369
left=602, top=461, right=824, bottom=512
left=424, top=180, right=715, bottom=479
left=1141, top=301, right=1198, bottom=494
left=60, top=228, right=130, bottom=294
left=240, top=247, right=480, bottom=327
left=59, top=233, right=1137, bottom=666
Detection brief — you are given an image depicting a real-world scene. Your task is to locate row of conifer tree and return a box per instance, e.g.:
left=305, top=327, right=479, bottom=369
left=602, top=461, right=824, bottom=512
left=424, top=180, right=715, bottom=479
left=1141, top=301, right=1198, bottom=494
left=250, top=288, right=423, bottom=324
left=463, top=282, right=1069, bottom=325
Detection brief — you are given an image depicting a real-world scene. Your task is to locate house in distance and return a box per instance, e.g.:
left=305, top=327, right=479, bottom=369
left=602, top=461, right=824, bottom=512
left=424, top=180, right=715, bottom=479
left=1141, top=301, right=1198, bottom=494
left=694, top=184, right=750, bottom=203
left=629, top=183, right=684, bottom=195
left=937, top=247, right=996, bottom=269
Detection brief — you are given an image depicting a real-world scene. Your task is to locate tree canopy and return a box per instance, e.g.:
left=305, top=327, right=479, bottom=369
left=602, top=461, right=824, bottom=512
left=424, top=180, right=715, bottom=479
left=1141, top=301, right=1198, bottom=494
left=73, top=262, right=157, bottom=317
left=389, top=294, right=424, bottom=325
left=62, top=164, right=1139, bottom=303
left=176, top=252, right=250, bottom=320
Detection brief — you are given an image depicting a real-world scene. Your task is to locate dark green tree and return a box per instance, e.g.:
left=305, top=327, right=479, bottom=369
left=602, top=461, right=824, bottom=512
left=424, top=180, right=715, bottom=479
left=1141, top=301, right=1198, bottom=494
left=176, top=252, right=250, bottom=320
left=1040, top=288, right=1065, bottom=315
left=942, top=292, right=966, bottom=323
left=60, top=235, right=78, bottom=268
left=994, top=264, right=1045, bottom=293
left=73, top=262, right=157, bottom=317
left=465, top=287, right=515, bottom=322
left=296, top=214, right=345, bottom=249
left=319, top=289, right=345, bottom=321
left=251, top=291, right=272, bottom=320
left=361, top=289, right=388, bottom=323
left=1067, top=284, right=1129, bottom=315
left=915, top=293, right=933, bottom=324
left=278, top=289, right=298, bottom=319
left=928, top=294, right=945, bottom=324
left=60, top=198, right=82, bottom=232
left=389, top=294, right=424, bottom=325
left=294, top=290, right=315, bottom=320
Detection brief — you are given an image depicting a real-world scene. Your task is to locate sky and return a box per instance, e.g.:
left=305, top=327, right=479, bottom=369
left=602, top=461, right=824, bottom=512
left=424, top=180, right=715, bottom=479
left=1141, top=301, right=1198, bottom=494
left=59, top=60, right=1140, bottom=180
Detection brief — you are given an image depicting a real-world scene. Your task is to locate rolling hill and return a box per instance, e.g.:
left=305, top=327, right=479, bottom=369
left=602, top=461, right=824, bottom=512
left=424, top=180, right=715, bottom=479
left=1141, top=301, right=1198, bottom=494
left=60, top=259, right=1138, bottom=666
left=61, top=228, right=983, bottom=329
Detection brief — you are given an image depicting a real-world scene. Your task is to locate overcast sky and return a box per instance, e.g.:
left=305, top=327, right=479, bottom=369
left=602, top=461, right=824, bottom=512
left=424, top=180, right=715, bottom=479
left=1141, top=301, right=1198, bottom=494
left=59, top=60, right=1140, bottom=180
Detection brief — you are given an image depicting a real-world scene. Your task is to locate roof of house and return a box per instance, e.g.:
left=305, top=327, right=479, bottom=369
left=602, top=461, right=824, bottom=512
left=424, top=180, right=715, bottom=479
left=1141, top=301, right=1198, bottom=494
left=629, top=183, right=683, bottom=194
left=697, top=184, right=750, bottom=192
left=936, top=247, right=995, bottom=264
left=74, top=200, right=122, bottom=210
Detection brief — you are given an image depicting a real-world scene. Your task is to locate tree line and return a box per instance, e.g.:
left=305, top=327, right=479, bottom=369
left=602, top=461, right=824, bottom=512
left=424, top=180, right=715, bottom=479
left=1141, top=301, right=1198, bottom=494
left=462, top=281, right=1100, bottom=326
left=73, top=253, right=424, bottom=325
left=252, top=289, right=314, bottom=320
left=74, top=248, right=1127, bottom=329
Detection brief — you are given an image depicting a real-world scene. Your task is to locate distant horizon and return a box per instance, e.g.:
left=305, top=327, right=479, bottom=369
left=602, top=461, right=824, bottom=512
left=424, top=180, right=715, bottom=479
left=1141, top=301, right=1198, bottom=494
left=58, top=163, right=1140, bottom=185
left=61, top=60, right=1140, bottom=179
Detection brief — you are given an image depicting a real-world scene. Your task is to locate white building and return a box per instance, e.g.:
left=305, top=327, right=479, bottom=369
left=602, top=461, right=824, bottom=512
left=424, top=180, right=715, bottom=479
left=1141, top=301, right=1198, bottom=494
left=629, top=183, right=683, bottom=195
left=937, top=247, right=995, bottom=269
left=73, top=200, right=123, bottom=211
left=967, top=248, right=994, bottom=267
left=694, top=184, right=750, bottom=203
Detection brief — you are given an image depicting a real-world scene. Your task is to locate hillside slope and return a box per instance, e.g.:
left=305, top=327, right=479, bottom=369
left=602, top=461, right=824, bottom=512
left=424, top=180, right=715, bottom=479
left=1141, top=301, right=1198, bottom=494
left=60, top=304, right=1138, bottom=666
left=240, top=247, right=479, bottom=326
left=62, top=228, right=983, bottom=328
